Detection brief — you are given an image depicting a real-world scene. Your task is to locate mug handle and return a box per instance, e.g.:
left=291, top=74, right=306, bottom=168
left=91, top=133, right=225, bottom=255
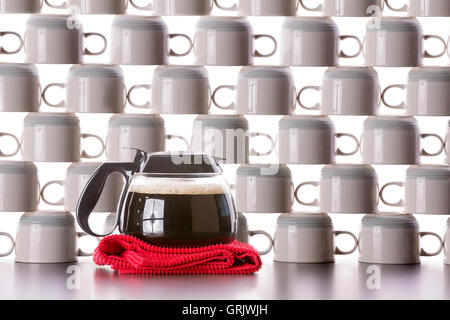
left=294, top=181, right=320, bottom=206
left=298, top=0, right=323, bottom=12
left=168, top=34, right=193, bottom=57
left=249, top=132, right=275, bottom=157
left=420, top=134, right=445, bottom=157
left=166, top=135, right=190, bottom=151
left=129, top=0, right=153, bottom=10
left=381, top=84, right=406, bottom=109
left=0, top=232, right=15, bottom=257
left=34, top=180, right=41, bottom=207
left=447, top=35, right=450, bottom=58
left=335, top=133, right=360, bottom=156
left=334, top=231, right=358, bottom=255
left=253, top=34, right=278, bottom=58
left=297, top=86, right=321, bottom=110
left=338, top=35, right=362, bottom=58
left=127, top=84, right=152, bottom=109
left=0, top=133, right=20, bottom=158
left=80, top=134, right=105, bottom=159
left=40, top=180, right=65, bottom=206
left=213, top=0, right=238, bottom=11
left=0, top=31, right=23, bottom=55
left=423, top=35, right=447, bottom=58
left=42, top=83, right=67, bottom=108
left=211, top=85, right=236, bottom=110
left=419, top=232, right=444, bottom=257
left=44, top=0, right=68, bottom=9
left=76, top=232, right=101, bottom=257
left=384, top=0, right=407, bottom=11
left=379, top=182, right=404, bottom=207
left=248, top=230, right=273, bottom=256
left=83, top=33, right=107, bottom=56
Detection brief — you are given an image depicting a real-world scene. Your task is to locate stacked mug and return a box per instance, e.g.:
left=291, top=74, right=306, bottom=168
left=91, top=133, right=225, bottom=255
left=0, top=0, right=448, bottom=267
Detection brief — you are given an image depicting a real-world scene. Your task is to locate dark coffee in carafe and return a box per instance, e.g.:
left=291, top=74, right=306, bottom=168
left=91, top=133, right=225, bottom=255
left=121, top=175, right=236, bottom=246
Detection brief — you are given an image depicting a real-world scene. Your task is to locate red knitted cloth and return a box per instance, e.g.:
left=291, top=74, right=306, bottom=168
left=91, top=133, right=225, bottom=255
left=93, top=235, right=263, bottom=275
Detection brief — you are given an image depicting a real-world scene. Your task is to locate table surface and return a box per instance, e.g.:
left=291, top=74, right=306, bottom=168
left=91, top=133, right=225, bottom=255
left=1, top=256, right=450, bottom=300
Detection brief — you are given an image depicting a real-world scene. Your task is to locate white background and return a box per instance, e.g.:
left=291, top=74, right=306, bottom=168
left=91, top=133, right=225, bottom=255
left=0, top=0, right=449, bottom=262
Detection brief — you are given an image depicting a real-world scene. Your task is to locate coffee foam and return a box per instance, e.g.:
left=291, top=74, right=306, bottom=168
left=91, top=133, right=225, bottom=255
left=129, top=175, right=228, bottom=195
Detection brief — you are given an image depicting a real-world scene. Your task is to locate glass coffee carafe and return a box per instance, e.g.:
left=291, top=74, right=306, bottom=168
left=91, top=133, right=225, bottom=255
left=77, top=151, right=237, bottom=246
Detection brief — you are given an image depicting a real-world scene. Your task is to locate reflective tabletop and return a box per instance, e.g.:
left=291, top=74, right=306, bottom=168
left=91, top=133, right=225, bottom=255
left=0, top=257, right=449, bottom=300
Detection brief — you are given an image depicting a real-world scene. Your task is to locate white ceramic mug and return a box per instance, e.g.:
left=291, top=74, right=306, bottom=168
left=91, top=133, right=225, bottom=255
left=236, top=213, right=273, bottom=255
left=358, top=213, right=443, bottom=264
left=385, top=0, right=450, bottom=17
left=24, top=14, right=107, bottom=64
left=299, top=0, right=384, bottom=16
left=295, top=164, right=379, bottom=214
left=278, top=116, right=360, bottom=164
left=0, top=64, right=41, bottom=113
left=15, top=211, right=98, bottom=263
left=380, top=165, right=450, bottom=215
left=297, top=67, right=381, bottom=115
left=106, top=114, right=189, bottom=162
left=361, top=116, right=444, bottom=165
left=0, top=30, right=23, bottom=55
left=364, top=17, right=447, bottom=67
left=212, top=66, right=296, bottom=115
left=281, top=17, right=362, bottom=67
left=235, top=164, right=294, bottom=213
left=274, top=212, right=358, bottom=263
left=127, top=65, right=211, bottom=114
left=194, top=17, right=277, bottom=66
left=42, top=64, right=126, bottom=114
left=191, top=115, right=275, bottom=164
left=21, top=113, right=105, bottom=162
left=0, top=0, right=43, bottom=13
left=381, top=67, right=450, bottom=116
left=44, top=0, right=150, bottom=14
left=111, top=15, right=193, bottom=66
left=0, top=161, right=40, bottom=212
left=41, top=162, right=122, bottom=212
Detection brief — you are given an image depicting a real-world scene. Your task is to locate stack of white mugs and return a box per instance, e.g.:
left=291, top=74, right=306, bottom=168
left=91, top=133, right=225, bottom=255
left=0, top=0, right=448, bottom=266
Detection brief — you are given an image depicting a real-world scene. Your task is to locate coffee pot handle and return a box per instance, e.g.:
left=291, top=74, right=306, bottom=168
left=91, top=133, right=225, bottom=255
left=76, top=162, right=138, bottom=237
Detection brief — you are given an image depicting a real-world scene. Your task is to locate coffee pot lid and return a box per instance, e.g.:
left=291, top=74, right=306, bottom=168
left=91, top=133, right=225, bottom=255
left=139, top=152, right=223, bottom=174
